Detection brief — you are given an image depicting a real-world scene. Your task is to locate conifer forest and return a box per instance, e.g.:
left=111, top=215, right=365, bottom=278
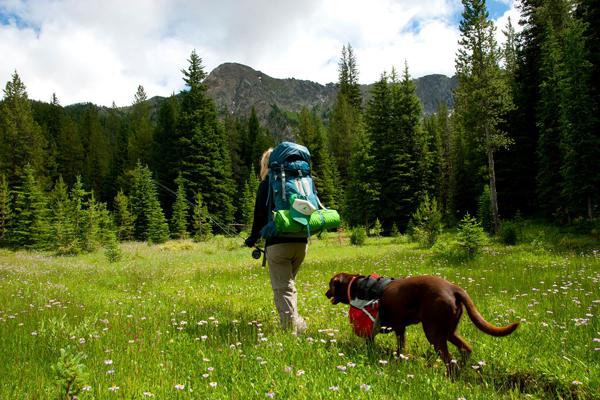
left=0, top=0, right=598, bottom=254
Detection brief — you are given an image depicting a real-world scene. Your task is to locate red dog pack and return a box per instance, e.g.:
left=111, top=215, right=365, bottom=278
left=348, top=273, right=392, bottom=337
left=349, top=299, right=380, bottom=338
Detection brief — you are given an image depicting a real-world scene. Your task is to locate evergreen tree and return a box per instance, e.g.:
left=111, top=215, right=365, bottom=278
left=345, top=123, right=380, bottom=227
left=558, top=11, right=598, bottom=219
left=223, top=108, right=246, bottom=188
left=389, top=65, right=425, bottom=229
left=130, top=162, right=169, bottom=242
left=573, top=0, right=600, bottom=218
left=105, top=102, right=126, bottom=199
left=477, top=184, right=492, bottom=232
left=409, top=193, right=443, bottom=247
left=153, top=94, right=180, bottom=212
left=113, top=190, right=135, bottom=241
left=31, top=95, right=60, bottom=182
left=435, top=103, right=453, bottom=220
left=498, top=0, right=545, bottom=217
left=56, top=110, right=85, bottom=187
left=127, top=85, right=153, bottom=169
left=502, top=17, right=519, bottom=79
left=69, top=176, right=87, bottom=251
left=536, top=16, right=566, bottom=218
left=495, top=15, right=533, bottom=218
left=80, top=105, right=110, bottom=199
left=339, top=44, right=362, bottom=111
left=295, top=107, right=339, bottom=208
left=454, top=0, right=513, bottom=232
left=82, top=193, right=101, bottom=252
left=192, top=192, right=212, bottom=242
left=0, top=72, right=46, bottom=187
left=240, top=165, right=259, bottom=229
left=0, top=174, right=11, bottom=245
left=176, top=50, right=236, bottom=226
left=245, top=107, right=271, bottom=173
left=329, top=44, right=363, bottom=182
left=8, top=164, right=50, bottom=248
left=366, top=66, right=424, bottom=231
left=170, top=173, right=189, bottom=239
left=49, top=176, right=78, bottom=254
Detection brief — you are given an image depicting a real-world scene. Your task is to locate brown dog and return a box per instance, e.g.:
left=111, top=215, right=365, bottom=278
left=325, top=273, right=519, bottom=373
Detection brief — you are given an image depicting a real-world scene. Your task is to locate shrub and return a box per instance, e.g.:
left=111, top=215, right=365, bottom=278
left=50, top=347, right=88, bottom=400
left=456, top=213, right=487, bottom=258
left=371, top=218, right=382, bottom=237
left=390, top=223, right=400, bottom=237
left=350, top=226, right=367, bottom=246
left=499, top=221, right=518, bottom=245
left=409, top=194, right=443, bottom=247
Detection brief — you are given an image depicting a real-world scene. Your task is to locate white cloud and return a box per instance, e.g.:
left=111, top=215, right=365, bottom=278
left=0, top=0, right=517, bottom=106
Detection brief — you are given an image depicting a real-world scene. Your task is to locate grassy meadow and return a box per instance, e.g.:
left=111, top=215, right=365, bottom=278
left=0, top=227, right=599, bottom=399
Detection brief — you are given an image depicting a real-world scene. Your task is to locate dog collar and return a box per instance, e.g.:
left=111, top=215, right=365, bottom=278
left=347, top=276, right=358, bottom=303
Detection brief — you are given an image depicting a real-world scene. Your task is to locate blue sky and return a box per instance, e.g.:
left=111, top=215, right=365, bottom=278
left=0, top=0, right=518, bottom=106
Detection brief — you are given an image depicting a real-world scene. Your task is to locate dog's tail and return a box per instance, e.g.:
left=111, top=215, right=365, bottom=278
left=455, top=288, right=519, bottom=337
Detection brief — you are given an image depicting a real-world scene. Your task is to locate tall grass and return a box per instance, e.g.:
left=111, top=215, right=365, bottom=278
left=0, top=232, right=598, bottom=399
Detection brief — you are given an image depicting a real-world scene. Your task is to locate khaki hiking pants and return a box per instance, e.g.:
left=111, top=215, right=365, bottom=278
left=266, top=242, right=308, bottom=333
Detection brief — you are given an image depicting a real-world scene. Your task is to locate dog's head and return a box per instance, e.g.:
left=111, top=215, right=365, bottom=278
left=325, top=272, right=360, bottom=305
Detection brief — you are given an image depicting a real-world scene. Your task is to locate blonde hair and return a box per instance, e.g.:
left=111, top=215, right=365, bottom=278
left=259, top=148, right=273, bottom=181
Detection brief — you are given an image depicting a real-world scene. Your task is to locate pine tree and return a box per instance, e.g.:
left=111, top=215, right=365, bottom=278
left=477, top=184, right=492, bottom=232
left=56, top=110, right=85, bottom=187
left=105, top=101, right=124, bottom=198
left=536, top=19, right=566, bottom=218
left=153, top=94, right=180, bottom=211
left=49, top=176, right=78, bottom=254
left=8, top=164, right=50, bottom=249
left=113, top=190, right=135, bottom=241
left=176, top=50, right=235, bottom=226
left=192, top=192, right=212, bottom=242
left=0, top=174, right=11, bottom=245
left=366, top=66, right=424, bottom=231
left=435, top=103, right=453, bottom=219
left=329, top=44, right=363, bottom=182
left=345, top=123, right=380, bottom=227
left=454, top=0, right=513, bottom=232
left=339, top=44, right=362, bottom=111
left=574, top=0, right=600, bottom=218
left=295, top=107, right=339, bottom=208
left=498, top=0, right=545, bottom=217
left=70, top=176, right=87, bottom=251
left=223, top=108, right=246, bottom=188
left=245, top=107, right=270, bottom=173
left=130, top=162, right=169, bottom=242
left=170, top=173, right=189, bottom=239
left=240, top=165, right=259, bottom=229
left=81, top=105, right=110, bottom=199
left=388, top=65, right=425, bottom=229
left=127, top=85, right=153, bottom=169
left=82, top=193, right=101, bottom=252
left=0, top=72, right=46, bottom=188
left=558, top=11, right=598, bottom=219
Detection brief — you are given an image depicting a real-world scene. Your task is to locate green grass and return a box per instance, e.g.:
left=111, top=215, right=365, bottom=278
left=0, top=232, right=598, bottom=399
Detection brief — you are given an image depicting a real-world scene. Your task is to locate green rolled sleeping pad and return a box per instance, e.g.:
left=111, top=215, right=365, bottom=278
left=273, top=209, right=340, bottom=234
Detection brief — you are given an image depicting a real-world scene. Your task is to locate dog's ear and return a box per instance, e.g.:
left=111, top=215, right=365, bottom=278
left=332, top=274, right=344, bottom=290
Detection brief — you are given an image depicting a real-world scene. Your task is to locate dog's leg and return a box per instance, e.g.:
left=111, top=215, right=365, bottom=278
left=395, top=326, right=406, bottom=356
left=448, top=332, right=472, bottom=367
left=424, top=325, right=456, bottom=377
left=435, top=340, right=458, bottom=377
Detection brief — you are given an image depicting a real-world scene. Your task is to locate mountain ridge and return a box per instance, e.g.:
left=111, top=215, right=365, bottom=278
left=203, top=62, right=457, bottom=117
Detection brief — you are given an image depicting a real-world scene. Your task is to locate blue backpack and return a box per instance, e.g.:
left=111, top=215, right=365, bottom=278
left=259, top=142, right=325, bottom=238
